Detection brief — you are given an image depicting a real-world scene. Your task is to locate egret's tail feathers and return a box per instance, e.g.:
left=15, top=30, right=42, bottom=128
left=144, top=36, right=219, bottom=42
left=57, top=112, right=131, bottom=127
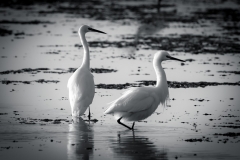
left=72, top=111, right=84, bottom=117
left=114, top=112, right=134, bottom=122
left=72, top=106, right=88, bottom=117
left=104, top=106, right=113, bottom=114
left=103, top=99, right=118, bottom=114
left=114, top=112, right=124, bottom=120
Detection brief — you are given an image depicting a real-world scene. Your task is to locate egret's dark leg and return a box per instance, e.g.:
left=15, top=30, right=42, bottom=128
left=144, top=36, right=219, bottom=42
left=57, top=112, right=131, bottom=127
left=157, top=0, right=161, bottom=13
left=131, top=122, right=135, bottom=130
left=88, top=106, right=91, bottom=121
left=132, top=129, right=135, bottom=138
left=117, top=117, right=132, bottom=130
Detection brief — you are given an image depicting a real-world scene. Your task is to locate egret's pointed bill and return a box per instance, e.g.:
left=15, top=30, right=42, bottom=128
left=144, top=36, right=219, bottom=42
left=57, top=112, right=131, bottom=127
left=166, top=55, right=185, bottom=62
left=88, top=27, right=106, bottom=34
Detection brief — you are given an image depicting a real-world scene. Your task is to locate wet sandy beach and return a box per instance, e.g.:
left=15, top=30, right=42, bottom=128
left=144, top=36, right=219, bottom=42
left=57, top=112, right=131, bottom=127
left=0, top=0, right=240, bottom=159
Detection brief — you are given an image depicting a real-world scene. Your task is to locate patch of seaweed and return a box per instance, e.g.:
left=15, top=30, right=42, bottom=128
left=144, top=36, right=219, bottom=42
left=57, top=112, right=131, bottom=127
left=0, top=113, right=8, bottom=115
left=139, top=81, right=240, bottom=88
left=82, top=34, right=240, bottom=54
left=214, top=132, right=240, bottom=137
left=95, top=81, right=240, bottom=89
left=0, top=28, right=12, bottom=36
left=0, top=68, right=49, bottom=74
left=16, top=118, right=70, bottom=124
left=91, top=68, right=117, bottom=73
left=0, top=20, right=55, bottom=24
left=218, top=71, right=240, bottom=75
left=185, top=137, right=212, bottom=142
left=0, top=68, right=117, bottom=75
left=214, top=125, right=240, bottom=129
left=0, top=79, right=59, bottom=85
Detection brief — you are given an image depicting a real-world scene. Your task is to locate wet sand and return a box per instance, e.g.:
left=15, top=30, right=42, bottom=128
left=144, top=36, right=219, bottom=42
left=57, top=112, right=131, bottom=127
left=0, top=0, right=240, bottom=159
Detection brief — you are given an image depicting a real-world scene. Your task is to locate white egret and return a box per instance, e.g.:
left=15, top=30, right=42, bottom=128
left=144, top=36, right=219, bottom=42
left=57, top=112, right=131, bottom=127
left=68, top=25, right=106, bottom=120
left=104, top=51, right=185, bottom=130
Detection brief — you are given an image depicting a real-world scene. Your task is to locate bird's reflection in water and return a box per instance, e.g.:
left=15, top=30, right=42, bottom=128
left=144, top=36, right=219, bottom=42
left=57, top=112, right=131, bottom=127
left=109, top=130, right=168, bottom=160
left=125, top=1, right=168, bottom=57
left=67, top=118, right=93, bottom=160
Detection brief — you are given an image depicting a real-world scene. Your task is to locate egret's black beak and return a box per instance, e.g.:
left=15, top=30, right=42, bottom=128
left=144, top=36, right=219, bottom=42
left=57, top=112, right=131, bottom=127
left=166, top=55, right=185, bottom=62
left=88, top=27, right=106, bottom=34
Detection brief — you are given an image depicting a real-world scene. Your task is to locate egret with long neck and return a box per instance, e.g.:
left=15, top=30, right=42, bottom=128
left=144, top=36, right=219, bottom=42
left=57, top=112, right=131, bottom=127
left=104, top=51, right=185, bottom=130
left=68, top=25, right=106, bottom=120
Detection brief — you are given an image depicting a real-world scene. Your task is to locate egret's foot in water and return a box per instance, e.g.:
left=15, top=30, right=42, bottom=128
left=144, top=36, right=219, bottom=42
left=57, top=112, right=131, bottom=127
left=83, top=118, right=98, bottom=123
left=131, top=122, right=135, bottom=130
left=117, top=117, right=133, bottom=130
left=88, top=106, right=91, bottom=121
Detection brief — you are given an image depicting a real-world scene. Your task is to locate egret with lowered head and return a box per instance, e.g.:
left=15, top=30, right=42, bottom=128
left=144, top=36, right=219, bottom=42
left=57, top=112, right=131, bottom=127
left=104, top=51, right=185, bottom=130
left=68, top=25, right=106, bottom=120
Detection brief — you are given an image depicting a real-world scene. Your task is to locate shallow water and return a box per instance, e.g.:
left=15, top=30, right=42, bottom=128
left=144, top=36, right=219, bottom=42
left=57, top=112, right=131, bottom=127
left=0, top=0, right=240, bottom=159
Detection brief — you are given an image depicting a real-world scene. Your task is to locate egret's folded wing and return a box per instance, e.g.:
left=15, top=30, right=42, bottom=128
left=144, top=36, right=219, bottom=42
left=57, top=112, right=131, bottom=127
left=68, top=71, right=95, bottom=105
left=105, top=88, right=154, bottom=114
left=121, top=87, right=138, bottom=95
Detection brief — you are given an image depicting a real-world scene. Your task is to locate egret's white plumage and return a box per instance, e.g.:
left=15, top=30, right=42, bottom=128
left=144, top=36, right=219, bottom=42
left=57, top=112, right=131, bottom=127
left=104, top=51, right=185, bottom=129
left=68, top=25, right=106, bottom=118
